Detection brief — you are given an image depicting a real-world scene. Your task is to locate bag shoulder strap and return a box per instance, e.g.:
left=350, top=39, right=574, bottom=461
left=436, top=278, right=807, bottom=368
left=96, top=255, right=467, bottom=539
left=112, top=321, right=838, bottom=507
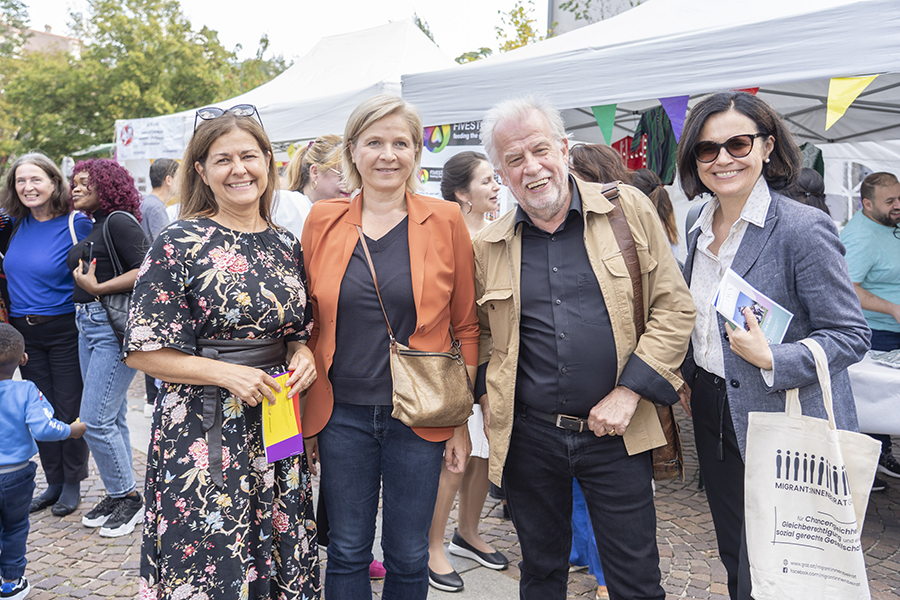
left=68, top=212, right=78, bottom=245
left=355, top=225, right=396, bottom=343
left=103, top=211, right=135, bottom=277
left=602, top=182, right=645, bottom=338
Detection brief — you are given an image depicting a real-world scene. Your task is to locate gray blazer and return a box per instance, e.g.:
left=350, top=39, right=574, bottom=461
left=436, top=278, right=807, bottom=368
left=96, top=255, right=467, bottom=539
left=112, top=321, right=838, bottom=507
left=681, top=189, right=871, bottom=459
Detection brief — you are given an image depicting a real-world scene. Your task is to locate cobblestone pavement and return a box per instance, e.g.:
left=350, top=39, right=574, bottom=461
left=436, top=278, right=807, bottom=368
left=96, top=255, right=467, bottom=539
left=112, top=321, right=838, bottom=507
left=22, top=376, right=900, bottom=598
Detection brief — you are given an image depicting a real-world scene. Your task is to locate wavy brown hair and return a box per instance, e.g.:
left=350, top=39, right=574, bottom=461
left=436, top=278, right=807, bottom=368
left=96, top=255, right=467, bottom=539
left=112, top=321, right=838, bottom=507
left=1, top=153, right=71, bottom=220
left=179, top=113, right=277, bottom=223
left=569, top=143, right=633, bottom=185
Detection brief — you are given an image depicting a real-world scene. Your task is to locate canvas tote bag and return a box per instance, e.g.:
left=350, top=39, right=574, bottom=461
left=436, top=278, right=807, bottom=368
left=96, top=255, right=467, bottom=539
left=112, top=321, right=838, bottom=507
left=744, top=338, right=880, bottom=600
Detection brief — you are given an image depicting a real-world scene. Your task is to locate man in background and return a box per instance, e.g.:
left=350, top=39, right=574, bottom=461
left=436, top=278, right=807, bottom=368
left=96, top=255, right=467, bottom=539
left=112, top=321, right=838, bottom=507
left=140, top=159, right=177, bottom=240
left=840, top=171, right=900, bottom=491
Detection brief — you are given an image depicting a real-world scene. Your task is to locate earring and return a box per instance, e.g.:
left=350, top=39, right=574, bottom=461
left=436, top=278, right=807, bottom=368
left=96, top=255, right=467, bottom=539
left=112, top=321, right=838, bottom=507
left=465, top=201, right=473, bottom=215
left=312, top=180, right=318, bottom=190
left=764, top=157, right=771, bottom=163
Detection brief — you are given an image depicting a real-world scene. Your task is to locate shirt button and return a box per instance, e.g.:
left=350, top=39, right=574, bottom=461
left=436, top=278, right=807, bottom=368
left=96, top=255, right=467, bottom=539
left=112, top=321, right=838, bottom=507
left=559, top=332, right=566, bottom=339
left=730, top=379, right=740, bottom=388
left=561, top=367, right=568, bottom=373
left=555, top=299, right=561, bottom=305
left=552, top=267, right=559, bottom=272
left=551, top=236, right=557, bottom=241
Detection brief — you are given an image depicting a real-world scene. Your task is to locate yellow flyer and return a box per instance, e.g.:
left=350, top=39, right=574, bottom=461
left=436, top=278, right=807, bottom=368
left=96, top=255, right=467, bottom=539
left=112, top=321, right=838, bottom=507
left=261, top=371, right=304, bottom=463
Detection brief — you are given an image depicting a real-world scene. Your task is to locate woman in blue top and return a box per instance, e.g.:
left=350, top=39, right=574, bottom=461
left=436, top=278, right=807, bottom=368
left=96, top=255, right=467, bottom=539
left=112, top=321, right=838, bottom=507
left=0, top=153, right=92, bottom=517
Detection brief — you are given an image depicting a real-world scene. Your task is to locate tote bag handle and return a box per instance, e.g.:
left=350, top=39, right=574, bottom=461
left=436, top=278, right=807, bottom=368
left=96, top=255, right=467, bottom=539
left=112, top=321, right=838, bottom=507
left=786, top=339, right=837, bottom=430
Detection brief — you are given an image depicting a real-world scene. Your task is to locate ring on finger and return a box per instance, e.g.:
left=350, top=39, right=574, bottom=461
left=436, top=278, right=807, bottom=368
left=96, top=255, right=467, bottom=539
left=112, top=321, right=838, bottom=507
left=608, top=430, right=616, bottom=436
left=253, top=392, right=261, bottom=400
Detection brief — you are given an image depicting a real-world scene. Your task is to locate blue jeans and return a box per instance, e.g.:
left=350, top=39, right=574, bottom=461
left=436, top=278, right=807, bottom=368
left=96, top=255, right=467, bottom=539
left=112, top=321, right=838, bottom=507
left=0, top=462, right=37, bottom=580
left=504, top=409, right=664, bottom=600
left=76, top=302, right=137, bottom=498
left=317, top=403, right=444, bottom=600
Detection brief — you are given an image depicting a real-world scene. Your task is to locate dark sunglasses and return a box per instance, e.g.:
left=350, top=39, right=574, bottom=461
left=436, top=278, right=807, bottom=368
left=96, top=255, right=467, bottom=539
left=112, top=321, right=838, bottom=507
left=692, top=133, right=768, bottom=163
left=193, top=104, right=263, bottom=131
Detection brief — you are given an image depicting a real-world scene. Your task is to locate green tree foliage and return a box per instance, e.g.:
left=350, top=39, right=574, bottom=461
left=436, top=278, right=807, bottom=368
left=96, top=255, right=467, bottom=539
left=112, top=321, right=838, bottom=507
left=455, top=47, right=493, bottom=64
left=3, top=0, right=287, bottom=162
left=413, top=12, right=436, bottom=44
left=0, top=0, right=31, bottom=160
left=225, top=34, right=290, bottom=97
left=496, top=0, right=546, bottom=54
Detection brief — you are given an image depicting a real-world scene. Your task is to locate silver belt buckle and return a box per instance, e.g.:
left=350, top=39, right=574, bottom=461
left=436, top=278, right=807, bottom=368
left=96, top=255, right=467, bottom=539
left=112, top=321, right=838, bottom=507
left=555, top=413, right=584, bottom=433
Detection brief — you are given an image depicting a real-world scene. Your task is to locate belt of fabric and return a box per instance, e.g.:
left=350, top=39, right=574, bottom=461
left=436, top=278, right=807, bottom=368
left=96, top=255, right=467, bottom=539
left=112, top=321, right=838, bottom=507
left=519, top=404, right=590, bottom=433
left=0, top=461, right=29, bottom=474
left=197, top=338, right=286, bottom=487
left=11, top=313, right=68, bottom=326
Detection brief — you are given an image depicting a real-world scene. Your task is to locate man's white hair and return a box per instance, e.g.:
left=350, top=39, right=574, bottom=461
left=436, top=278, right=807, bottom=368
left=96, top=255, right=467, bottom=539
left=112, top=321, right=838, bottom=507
left=481, top=96, right=569, bottom=167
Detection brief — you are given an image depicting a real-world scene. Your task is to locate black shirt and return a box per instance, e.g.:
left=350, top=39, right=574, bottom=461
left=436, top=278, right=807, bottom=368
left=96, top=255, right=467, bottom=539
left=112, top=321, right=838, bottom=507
left=514, top=182, right=618, bottom=417
left=331, top=217, right=417, bottom=406
left=66, top=210, right=149, bottom=304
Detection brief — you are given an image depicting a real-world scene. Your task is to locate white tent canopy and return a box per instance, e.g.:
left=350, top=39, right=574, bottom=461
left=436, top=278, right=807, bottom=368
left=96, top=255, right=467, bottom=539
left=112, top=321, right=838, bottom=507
left=401, top=0, right=900, bottom=145
left=115, top=20, right=454, bottom=160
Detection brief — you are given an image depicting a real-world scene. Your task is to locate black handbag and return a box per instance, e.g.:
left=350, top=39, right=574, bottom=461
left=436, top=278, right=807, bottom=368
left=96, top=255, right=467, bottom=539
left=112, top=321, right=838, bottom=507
left=100, top=211, right=145, bottom=346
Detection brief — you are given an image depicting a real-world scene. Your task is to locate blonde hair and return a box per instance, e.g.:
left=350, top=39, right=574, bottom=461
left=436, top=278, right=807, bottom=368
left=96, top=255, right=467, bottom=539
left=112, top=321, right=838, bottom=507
left=342, top=95, right=424, bottom=195
left=286, top=134, right=343, bottom=192
left=178, top=114, right=278, bottom=223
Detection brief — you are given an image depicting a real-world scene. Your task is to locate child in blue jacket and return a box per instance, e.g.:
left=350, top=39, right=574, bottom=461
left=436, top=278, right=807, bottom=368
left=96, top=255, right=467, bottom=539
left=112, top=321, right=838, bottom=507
left=0, top=323, right=85, bottom=600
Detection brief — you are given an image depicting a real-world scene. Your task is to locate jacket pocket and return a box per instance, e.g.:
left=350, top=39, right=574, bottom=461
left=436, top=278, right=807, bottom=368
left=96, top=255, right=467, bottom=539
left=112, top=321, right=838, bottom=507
left=477, top=288, right=515, bottom=352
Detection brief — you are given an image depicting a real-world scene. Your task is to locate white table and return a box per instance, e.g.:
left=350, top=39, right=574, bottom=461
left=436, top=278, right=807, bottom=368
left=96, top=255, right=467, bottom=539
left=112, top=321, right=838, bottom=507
left=848, top=354, right=900, bottom=435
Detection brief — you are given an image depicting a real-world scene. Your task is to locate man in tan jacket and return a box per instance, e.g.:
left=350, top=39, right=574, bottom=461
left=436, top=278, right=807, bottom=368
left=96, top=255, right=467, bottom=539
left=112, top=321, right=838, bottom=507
left=473, top=97, right=695, bottom=599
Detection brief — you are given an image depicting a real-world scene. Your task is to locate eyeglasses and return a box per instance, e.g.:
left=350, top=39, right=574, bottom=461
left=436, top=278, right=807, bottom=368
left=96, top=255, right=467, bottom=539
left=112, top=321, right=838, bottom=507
left=893, top=225, right=900, bottom=240
left=692, top=133, right=768, bottom=163
left=193, top=104, right=263, bottom=131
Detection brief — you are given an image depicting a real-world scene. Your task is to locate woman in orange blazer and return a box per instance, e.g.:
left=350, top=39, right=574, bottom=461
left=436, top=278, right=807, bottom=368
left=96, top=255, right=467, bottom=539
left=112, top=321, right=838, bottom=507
left=301, top=95, right=478, bottom=600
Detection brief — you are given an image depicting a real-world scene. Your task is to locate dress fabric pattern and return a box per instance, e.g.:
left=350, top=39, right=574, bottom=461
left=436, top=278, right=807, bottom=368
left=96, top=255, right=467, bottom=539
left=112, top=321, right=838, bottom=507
left=125, top=218, right=320, bottom=600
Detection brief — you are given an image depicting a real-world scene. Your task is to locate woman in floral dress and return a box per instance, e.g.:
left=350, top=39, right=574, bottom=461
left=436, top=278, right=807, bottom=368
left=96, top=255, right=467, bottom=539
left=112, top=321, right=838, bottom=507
left=125, top=108, right=321, bottom=599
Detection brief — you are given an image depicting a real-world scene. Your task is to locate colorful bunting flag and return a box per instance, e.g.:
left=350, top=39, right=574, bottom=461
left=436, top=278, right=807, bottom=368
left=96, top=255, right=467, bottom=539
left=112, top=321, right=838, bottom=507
left=591, top=104, right=617, bottom=145
left=659, top=96, right=690, bottom=143
left=826, top=75, right=878, bottom=130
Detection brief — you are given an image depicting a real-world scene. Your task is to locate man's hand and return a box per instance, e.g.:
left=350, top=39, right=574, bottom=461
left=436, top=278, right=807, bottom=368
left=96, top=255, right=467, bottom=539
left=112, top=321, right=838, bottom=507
left=587, top=386, right=641, bottom=437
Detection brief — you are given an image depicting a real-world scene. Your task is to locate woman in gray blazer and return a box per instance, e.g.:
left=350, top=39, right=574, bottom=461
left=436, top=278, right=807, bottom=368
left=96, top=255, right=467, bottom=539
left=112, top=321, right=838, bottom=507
left=677, top=91, right=870, bottom=600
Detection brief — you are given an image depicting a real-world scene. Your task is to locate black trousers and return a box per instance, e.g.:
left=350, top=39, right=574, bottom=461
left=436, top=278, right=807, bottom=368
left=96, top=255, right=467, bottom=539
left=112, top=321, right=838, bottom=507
left=504, top=409, right=664, bottom=600
left=10, top=314, right=89, bottom=485
left=691, top=367, right=752, bottom=600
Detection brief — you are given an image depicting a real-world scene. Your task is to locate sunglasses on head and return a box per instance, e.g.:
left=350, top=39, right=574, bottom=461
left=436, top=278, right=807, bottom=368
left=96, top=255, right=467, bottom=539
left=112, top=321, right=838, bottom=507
left=193, top=104, right=263, bottom=131
left=692, top=133, right=768, bottom=163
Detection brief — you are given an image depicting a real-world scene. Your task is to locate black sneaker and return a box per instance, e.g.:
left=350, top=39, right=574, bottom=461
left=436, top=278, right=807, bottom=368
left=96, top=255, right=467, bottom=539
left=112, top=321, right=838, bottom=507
left=0, top=576, right=31, bottom=600
left=878, top=452, right=900, bottom=479
left=99, top=493, right=142, bottom=538
left=82, top=495, right=118, bottom=528
left=872, top=476, right=889, bottom=492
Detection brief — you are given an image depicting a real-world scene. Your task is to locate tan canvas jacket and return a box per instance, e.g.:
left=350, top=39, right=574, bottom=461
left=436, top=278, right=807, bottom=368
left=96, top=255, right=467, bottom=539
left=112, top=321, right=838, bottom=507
left=473, top=178, right=696, bottom=485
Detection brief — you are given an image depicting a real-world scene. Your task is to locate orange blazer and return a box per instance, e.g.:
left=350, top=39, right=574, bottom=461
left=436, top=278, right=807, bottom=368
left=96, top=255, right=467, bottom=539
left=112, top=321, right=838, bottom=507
left=301, top=191, right=479, bottom=442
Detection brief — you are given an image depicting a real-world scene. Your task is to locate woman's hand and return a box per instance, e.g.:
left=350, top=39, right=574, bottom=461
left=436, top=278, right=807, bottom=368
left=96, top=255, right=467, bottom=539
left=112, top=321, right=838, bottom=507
left=219, top=363, right=281, bottom=407
left=285, top=342, right=316, bottom=398
left=444, top=424, right=471, bottom=474
left=304, top=436, right=319, bottom=476
left=72, top=259, right=101, bottom=296
left=728, top=307, right=774, bottom=370
left=479, top=394, right=490, bottom=441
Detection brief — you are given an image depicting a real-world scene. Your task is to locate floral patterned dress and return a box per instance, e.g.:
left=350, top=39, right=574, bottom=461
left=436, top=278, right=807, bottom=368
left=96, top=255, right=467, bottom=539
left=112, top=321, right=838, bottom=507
left=125, top=218, right=321, bottom=600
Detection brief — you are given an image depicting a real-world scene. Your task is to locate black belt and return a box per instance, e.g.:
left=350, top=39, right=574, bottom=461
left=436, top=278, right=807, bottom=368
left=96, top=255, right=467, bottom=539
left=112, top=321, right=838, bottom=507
left=520, top=404, right=590, bottom=433
left=197, top=338, right=287, bottom=487
left=11, top=313, right=69, bottom=326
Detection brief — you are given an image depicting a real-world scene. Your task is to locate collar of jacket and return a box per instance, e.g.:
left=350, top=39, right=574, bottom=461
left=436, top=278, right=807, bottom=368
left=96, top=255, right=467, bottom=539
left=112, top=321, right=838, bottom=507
left=342, top=188, right=434, bottom=227
left=480, top=176, right=616, bottom=245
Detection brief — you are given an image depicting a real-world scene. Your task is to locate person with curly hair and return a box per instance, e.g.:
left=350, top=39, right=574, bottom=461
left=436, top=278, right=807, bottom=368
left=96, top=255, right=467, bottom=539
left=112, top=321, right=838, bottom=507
left=65, top=158, right=149, bottom=538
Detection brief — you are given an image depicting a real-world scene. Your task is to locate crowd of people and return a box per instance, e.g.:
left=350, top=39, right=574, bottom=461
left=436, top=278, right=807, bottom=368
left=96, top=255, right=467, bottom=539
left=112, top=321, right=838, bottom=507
left=0, top=89, right=897, bottom=600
